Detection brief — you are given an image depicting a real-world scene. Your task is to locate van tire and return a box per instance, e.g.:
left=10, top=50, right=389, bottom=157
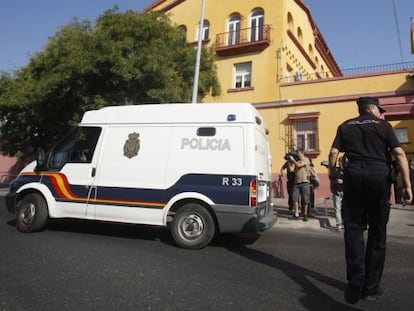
left=171, top=203, right=215, bottom=249
left=16, top=193, right=48, bottom=233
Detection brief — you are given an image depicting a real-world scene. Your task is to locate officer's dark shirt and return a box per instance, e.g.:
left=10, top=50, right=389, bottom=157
left=332, top=113, right=400, bottom=164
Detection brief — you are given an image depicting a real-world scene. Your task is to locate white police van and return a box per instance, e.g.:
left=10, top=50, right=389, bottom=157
left=6, top=103, right=276, bottom=249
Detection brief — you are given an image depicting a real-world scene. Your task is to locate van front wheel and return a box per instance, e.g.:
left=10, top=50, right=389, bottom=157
left=171, top=204, right=215, bottom=249
left=16, top=193, right=48, bottom=233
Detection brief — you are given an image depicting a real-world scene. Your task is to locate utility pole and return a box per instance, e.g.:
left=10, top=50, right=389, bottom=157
left=191, top=0, right=207, bottom=103
left=391, top=0, right=404, bottom=63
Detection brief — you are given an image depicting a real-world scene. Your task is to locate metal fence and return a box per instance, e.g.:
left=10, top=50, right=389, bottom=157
left=281, top=61, right=414, bottom=83
left=341, top=61, right=414, bottom=76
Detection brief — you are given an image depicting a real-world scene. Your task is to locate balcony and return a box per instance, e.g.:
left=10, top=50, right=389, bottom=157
left=215, top=25, right=271, bottom=56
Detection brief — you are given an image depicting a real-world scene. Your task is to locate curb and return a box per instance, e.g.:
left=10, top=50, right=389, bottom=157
left=273, top=205, right=339, bottom=232
left=271, top=197, right=414, bottom=232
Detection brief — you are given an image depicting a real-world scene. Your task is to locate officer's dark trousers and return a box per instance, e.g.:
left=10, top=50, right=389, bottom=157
left=343, top=162, right=391, bottom=294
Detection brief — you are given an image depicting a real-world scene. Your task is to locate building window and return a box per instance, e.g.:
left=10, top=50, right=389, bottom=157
left=308, top=44, right=314, bottom=58
left=250, top=9, right=264, bottom=41
left=234, top=62, right=252, bottom=88
left=197, top=20, right=210, bottom=41
left=228, top=13, right=241, bottom=45
left=286, top=64, right=293, bottom=83
left=395, top=128, right=409, bottom=143
left=297, top=27, right=303, bottom=44
left=287, top=12, right=294, bottom=31
left=295, top=119, right=317, bottom=150
left=178, top=25, right=187, bottom=40
left=288, top=113, right=320, bottom=153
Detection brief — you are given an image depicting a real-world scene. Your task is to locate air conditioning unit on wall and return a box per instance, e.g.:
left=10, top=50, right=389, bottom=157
left=294, top=72, right=303, bottom=81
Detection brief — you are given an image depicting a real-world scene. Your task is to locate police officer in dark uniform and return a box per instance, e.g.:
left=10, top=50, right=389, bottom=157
left=328, top=97, right=412, bottom=305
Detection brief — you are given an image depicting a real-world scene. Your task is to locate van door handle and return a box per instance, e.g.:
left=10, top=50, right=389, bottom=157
left=91, top=167, right=96, bottom=177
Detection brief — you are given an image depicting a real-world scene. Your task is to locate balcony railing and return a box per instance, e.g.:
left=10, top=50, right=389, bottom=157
left=215, top=25, right=271, bottom=56
left=280, top=61, right=414, bottom=84
left=341, top=61, right=414, bottom=76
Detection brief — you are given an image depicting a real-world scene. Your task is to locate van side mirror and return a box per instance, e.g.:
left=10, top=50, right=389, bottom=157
left=35, top=148, right=46, bottom=172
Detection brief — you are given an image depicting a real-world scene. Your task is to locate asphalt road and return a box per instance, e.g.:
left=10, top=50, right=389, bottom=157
left=1, top=195, right=414, bottom=311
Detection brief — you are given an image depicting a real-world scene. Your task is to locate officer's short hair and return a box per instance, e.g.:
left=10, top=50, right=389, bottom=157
left=357, top=97, right=386, bottom=114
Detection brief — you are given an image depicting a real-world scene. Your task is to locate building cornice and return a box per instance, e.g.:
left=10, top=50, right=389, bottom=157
left=254, top=90, right=414, bottom=119
left=144, top=0, right=185, bottom=13
left=288, top=111, right=320, bottom=119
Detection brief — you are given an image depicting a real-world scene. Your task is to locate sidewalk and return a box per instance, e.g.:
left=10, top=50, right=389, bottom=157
left=272, top=197, right=339, bottom=232
left=272, top=196, right=414, bottom=238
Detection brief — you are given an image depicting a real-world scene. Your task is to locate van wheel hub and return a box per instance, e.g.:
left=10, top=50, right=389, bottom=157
left=180, top=214, right=204, bottom=238
left=21, top=203, right=36, bottom=225
left=171, top=203, right=215, bottom=249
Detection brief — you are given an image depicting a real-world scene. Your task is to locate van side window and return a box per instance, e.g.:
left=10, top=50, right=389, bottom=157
left=69, top=127, right=101, bottom=163
left=197, top=127, right=216, bottom=136
left=49, top=127, right=101, bottom=170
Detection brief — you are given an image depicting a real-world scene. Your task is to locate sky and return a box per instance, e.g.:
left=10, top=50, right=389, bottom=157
left=0, top=0, right=413, bottom=73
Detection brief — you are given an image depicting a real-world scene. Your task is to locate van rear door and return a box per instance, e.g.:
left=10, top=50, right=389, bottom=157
left=254, top=120, right=275, bottom=230
left=254, top=125, right=271, bottom=203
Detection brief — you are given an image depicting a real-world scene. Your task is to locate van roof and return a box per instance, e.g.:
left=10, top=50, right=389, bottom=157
left=80, top=103, right=263, bottom=125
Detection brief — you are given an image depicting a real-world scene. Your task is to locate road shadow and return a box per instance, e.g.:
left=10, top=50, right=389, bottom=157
left=6, top=216, right=261, bottom=249
left=226, top=245, right=364, bottom=311
left=45, top=218, right=177, bottom=246
left=211, top=232, right=261, bottom=247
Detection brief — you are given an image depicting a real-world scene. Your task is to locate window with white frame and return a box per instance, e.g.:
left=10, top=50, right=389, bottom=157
left=228, top=14, right=241, bottom=45
left=289, top=116, right=319, bottom=152
left=250, top=9, right=264, bottom=41
left=234, top=63, right=252, bottom=88
left=197, top=20, right=210, bottom=41
left=395, top=128, right=409, bottom=143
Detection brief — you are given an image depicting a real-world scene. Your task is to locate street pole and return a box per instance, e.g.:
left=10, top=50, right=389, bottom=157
left=191, top=0, right=207, bottom=103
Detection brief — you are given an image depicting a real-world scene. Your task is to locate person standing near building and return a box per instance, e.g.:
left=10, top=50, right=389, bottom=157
left=328, top=97, right=412, bottom=305
left=290, top=149, right=311, bottom=221
left=331, top=156, right=344, bottom=231
left=409, top=159, right=414, bottom=203
left=308, top=159, right=319, bottom=212
left=280, top=158, right=296, bottom=213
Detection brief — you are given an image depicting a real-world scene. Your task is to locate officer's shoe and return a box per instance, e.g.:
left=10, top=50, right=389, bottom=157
left=345, top=284, right=361, bottom=304
left=336, top=224, right=344, bottom=232
left=361, top=287, right=383, bottom=302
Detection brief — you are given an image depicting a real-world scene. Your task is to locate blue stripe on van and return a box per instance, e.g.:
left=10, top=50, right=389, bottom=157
left=16, top=172, right=254, bottom=208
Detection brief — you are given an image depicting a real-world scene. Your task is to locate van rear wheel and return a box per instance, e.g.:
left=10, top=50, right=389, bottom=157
left=16, top=193, right=48, bottom=233
left=171, top=203, right=215, bottom=249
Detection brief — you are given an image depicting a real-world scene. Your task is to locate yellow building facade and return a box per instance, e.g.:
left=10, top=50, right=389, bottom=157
left=147, top=0, right=414, bottom=199
left=146, top=0, right=340, bottom=103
